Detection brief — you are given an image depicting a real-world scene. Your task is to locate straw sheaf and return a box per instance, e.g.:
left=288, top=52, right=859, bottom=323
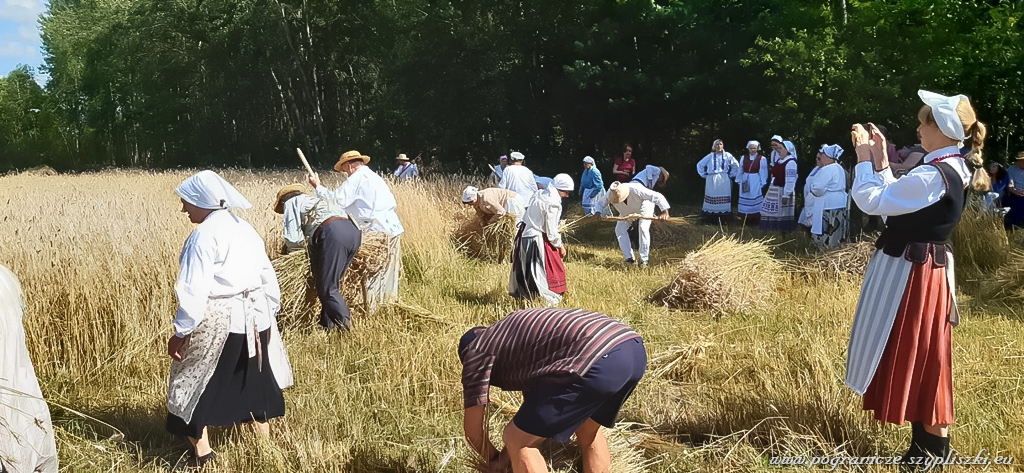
left=272, top=231, right=391, bottom=321
left=648, top=235, right=781, bottom=314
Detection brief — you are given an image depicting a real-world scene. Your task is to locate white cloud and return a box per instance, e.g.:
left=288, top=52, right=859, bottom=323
left=0, top=42, right=35, bottom=58
left=0, top=0, right=46, bottom=22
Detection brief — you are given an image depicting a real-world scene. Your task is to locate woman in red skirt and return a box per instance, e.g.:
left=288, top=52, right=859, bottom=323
left=845, top=90, right=987, bottom=466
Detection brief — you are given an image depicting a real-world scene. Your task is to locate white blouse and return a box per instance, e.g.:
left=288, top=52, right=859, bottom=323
left=315, top=165, right=405, bottom=236
left=852, top=145, right=970, bottom=216
left=499, top=165, right=539, bottom=199
left=696, top=152, right=739, bottom=178
left=807, top=162, right=848, bottom=210
left=521, top=184, right=564, bottom=247
left=174, top=210, right=281, bottom=337
left=610, top=183, right=671, bottom=215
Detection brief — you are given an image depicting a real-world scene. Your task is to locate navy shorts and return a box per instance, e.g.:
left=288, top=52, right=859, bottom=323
left=513, top=338, right=647, bottom=442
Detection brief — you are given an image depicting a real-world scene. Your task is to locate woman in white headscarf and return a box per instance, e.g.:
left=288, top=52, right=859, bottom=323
left=799, top=144, right=849, bottom=249
left=760, top=135, right=799, bottom=232
left=696, top=139, right=739, bottom=224
left=1, top=265, right=58, bottom=473
left=845, top=91, right=987, bottom=463
left=166, top=170, right=292, bottom=467
left=735, top=140, right=768, bottom=225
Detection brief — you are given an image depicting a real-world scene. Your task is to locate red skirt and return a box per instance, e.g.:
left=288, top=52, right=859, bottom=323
left=862, top=254, right=954, bottom=426
left=543, top=234, right=567, bottom=294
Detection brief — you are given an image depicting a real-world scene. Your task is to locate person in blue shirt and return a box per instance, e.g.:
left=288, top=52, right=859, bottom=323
left=580, top=156, right=604, bottom=215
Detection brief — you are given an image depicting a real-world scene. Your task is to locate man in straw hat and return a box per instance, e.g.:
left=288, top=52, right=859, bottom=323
left=274, top=184, right=362, bottom=330
left=462, top=186, right=527, bottom=225
left=167, top=170, right=292, bottom=467
left=459, top=307, right=646, bottom=473
left=393, top=153, right=419, bottom=181
left=310, top=150, right=404, bottom=310
left=580, top=156, right=604, bottom=216
left=1, top=265, right=58, bottom=473
left=509, top=174, right=574, bottom=305
left=1004, top=151, right=1024, bottom=229
left=630, top=164, right=670, bottom=190
left=599, top=181, right=670, bottom=268
left=499, top=151, right=539, bottom=199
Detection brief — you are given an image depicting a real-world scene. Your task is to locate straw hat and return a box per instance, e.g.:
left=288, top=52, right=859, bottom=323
left=273, top=184, right=305, bottom=214
left=656, top=167, right=670, bottom=188
left=334, top=150, right=370, bottom=172
left=397, top=153, right=409, bottom=161
left=608, top=182, right=630, bottom=204
left=1016, top=151, right=1024, bottom=161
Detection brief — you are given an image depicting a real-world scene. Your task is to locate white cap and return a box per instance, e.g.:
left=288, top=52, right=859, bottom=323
left=509, top=151, right=525, bottom=162
left=771, top=135, right=784, bottom=143
left=819, top=144, right=844, bottom=160
left=462, top=186, right=479, bottom=203
left=746, top=140, right=760, bottom=148
left=919, top=90, right=968, bottom=141
left=552, top=173, right=574, bottom=192
left=583, top=156, right=595, bottom=165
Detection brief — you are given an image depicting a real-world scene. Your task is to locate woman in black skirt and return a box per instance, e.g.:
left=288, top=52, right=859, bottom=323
left=166, top=171, right=293, bottom=466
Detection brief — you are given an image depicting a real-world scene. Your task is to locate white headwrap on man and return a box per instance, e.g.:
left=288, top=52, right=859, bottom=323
left=175, top=170, right=253, bottom=210
left=919, top=90, right=968, bottom=141
left=820, top=144, right=844, bottom=161
left=462, top=186, right=479, bottom=203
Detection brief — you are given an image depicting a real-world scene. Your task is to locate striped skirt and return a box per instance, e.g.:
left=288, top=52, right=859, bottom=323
left=848, top=251, right=954, bottom=426
left=759, top=186, right=796, bottom=232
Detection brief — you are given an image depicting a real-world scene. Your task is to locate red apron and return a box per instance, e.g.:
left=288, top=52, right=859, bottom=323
left=543, top=234, right=567, bottom=294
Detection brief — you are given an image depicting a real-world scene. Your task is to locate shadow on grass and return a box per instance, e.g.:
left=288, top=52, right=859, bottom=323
left=452, top=286, right=508, bottom=306
left=343, top=443, right=434, bottom=472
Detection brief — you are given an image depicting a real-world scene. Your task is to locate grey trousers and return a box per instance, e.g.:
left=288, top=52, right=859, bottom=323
left=308, top=218, right=362, bottom=330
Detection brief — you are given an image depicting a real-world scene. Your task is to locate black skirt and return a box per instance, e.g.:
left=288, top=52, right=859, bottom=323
left=166, top=329, right=286, bottom=438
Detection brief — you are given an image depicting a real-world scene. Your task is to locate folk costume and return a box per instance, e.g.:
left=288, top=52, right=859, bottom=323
left=630, top=165, right=669, bottom=190
left=167, top=171, right=292, bottom=441
left=736, top=141, right=769, bottom=224
left=509, top=174, right=574, bottom=306
left=462, top=186, right=527, bottom=225
left=846, top=90, right=977, bottom=462
left=800, top=145, right=849, bottom=250
left=605, top=182, right=670, bottom=266
left=499, top=152, right=539, bottom=199
left=316, top=151, right=404, bottom=311
left=276, top=186, right=362, bottom=330
left=760, top=137, right=799, bottom=232
left=393, top=154, right=419, bottom=181
left=1, top=265, right=58, bottom=473
left=696, top=142, right=739, bottom=222
left=580, top=156, right=604, bottom=215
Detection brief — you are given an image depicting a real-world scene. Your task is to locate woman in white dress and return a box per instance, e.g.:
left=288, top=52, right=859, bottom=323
left=799, top=144, right=849, bottom=249
left=696, top=139, right=739, bottom=224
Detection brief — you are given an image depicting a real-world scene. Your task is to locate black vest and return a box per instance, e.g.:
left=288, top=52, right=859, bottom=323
left=875, top=161, right=964, bottom=261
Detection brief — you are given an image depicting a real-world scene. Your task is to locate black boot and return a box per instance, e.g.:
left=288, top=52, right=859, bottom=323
left=900, top=422, right=925, bottom=470
left=921, top=432, right=950, bottom=471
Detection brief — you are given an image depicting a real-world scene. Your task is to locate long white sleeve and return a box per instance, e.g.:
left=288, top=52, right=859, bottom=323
left=543, top=201, right=563, bottom=248
left=851, top=162, right=946, bottom=216
left=783, top=160, right=798, bottom=196
left=726, top=153, right=740, bottom=179
left=173, top=231, right=218, bottom=337
left=260, top=253, right=282, bottom=317
left=282, top=196, right=309, bottom=249
left=758, top=157, right=769, bottom=187
left=696, top=153, right=712, bottom=178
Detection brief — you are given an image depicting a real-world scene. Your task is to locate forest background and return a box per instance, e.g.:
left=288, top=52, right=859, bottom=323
left=1, top=0, right=1023, bottom=201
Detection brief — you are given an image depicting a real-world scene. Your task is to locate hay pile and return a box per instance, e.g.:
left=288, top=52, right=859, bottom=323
left=951, top=205, right=1011, bottom=277
left=984, top=249, right=1024, bottom=303
left=452, top=211, right=519, bottom=262
left=272, top=231, right=391, bottom=321
left=807, top=240, right=876, bottom=278
left=648, top=235, right=781, bottom=313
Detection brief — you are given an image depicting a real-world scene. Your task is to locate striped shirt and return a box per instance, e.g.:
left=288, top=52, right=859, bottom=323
left=460, top=308, right=641, bottom=408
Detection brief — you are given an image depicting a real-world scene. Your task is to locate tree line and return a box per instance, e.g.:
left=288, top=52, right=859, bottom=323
left=1, top=0, right=1022, bottom=198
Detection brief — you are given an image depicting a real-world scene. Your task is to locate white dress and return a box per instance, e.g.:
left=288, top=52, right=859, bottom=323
left=696, top=152, right=739, bottom=215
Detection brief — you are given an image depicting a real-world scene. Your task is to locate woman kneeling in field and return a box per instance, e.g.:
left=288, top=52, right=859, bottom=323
left=165, top=171, right=293, bottom=467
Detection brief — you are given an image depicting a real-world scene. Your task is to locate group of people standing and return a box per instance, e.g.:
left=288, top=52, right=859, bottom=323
left=696, top=136, right=850, bottom=249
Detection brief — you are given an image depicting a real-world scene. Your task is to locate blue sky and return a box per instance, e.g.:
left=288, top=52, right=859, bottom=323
left=0, top=0, right=49, bottom=86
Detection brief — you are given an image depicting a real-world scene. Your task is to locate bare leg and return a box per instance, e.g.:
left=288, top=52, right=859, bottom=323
left=254, top=420, right=270, bottom=436
left=502, top=422, right=548, bottom=473
left=188, top=427, right=212, bottom=456
left=923, top=423, right=948, bottom=437
left=574, top=419, right=611, bottom=473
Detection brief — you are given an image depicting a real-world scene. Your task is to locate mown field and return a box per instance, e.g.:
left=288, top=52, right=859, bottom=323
left=1, top=169, right=1022, bottom=472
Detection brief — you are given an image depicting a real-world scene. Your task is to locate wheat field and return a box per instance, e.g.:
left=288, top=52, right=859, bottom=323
left=1, top=169, right=1022, bottom=472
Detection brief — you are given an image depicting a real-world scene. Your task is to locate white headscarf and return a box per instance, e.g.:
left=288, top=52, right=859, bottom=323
left=746, top=140, right=760, bottom=149
left=782, top=141, right=798, bottom=159
left=175, top=170, right=252, bottom=210
left=462, top=186, right=479, bottom=203
left=918, top=90, right=968, bottom=141
left=819, top=144, right=844, bottom=161
left=552, top=173, right=575, bottom=191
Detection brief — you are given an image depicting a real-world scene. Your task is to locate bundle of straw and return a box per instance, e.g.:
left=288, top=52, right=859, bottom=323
left=808, top=241, right=876, bottom=278
left=984, top=249, right=1024, bottom=303
left=452, top=211, right=518, bottom=262
left=271, top=231, right=391, bottom=321
left=648, top=235, right=781, bottom=314
left=950, top=204, right=1011, bottom=277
